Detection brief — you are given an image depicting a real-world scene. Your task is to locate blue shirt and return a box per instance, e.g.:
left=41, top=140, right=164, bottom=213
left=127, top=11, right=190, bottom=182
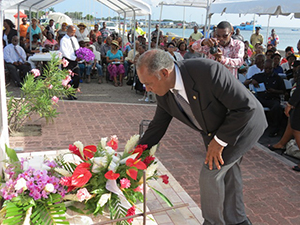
left=107, top=50, right=123, bottom=61
left=27, top=26, right=42, bottom=37
left=274, top=65, right=284, bottom=75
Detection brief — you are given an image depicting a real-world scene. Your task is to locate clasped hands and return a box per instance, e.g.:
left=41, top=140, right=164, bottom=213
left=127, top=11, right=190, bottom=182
left=205, top=138, right=224, bottom=170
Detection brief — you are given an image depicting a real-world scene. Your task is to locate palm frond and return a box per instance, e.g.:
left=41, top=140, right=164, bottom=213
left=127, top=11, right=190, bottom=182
left=109, top=196, right=130, bottom=225
left=2, top=202, right=29, bottom=225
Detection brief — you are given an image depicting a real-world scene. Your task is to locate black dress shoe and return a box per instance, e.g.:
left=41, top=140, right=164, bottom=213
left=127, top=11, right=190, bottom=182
left=236, top=217, right=252, bottom=225
left=268, top=145, right=286, bottom=151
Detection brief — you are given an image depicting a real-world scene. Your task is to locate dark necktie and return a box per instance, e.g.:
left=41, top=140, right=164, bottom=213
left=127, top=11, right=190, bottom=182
left=14, top=46, right=25, bottom=63
left=173, top=89, right=202, bottom=130
left=70, top=38, right=76, bottom=52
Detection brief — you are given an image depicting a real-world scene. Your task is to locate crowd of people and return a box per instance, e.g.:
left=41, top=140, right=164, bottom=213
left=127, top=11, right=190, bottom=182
left=2, top=18, right=300, bottom=169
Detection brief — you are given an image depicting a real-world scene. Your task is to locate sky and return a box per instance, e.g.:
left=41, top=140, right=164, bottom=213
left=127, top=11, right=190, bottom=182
left=52, top=0, right=300, bottom=28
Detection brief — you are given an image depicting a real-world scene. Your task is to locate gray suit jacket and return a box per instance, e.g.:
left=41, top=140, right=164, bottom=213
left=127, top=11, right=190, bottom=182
left=139, top=58, right=268, bottom=165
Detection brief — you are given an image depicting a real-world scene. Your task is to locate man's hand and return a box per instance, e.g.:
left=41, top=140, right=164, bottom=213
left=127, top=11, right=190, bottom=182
left=213, top=48, right=223, bottom=62
left=202, top=38, right=218, bottom=47
left=205, top=138, right=224, bottom=170
left=251, top=79, right=259, bottom=88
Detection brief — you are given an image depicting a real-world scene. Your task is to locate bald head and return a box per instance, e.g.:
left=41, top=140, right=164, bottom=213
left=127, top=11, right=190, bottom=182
left=67, top=25, right=76, bottom=37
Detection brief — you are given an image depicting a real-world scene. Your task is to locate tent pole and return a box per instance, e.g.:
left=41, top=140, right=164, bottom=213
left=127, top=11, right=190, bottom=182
left=266, top=15, right=271, bottom=47
left=204, top=0, right=211, bottom=38
left=148, top=14, right=151, bottom=50
left=17, top=5, right=20, bottom=43
left=156, top=4, right=163, bottom=49
left=182, top=6, right=185, bottom=38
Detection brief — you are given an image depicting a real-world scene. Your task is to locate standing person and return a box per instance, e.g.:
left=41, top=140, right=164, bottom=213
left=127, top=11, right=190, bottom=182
left=75, top=23, right=89, bottom=42
left=4, top=35, right=31, bottom=87
left=127, top=22, right=145, bottom=43
left=59, top=25, right=80, bottom=100
left=26, top=18, right=42, bottom=41
left=267, top=29, right=279, bottom=48
left=99, top=22, right=111, bottom=41
left=89, top=23, right=101, bottom=39
left=136, top=49, right=267, bottom=225
left=43, top=19, right=56, bottom=38
left=151, top=24, right=163, bottom=40
left=232, top=28, right=244, bottom=42
left=3, top=19, right=18, bottom=46
left=192, top=21, right=244, bottom=79
left=56, top=22, right=68, bottom=42
left=19, top=18, right=29, bottom=39
left=250, top=27, right=263, bottom=46
left=189, top=25, right=203, bottom=41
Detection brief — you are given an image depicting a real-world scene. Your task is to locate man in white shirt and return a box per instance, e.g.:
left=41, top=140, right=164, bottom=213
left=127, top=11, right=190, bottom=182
left=60, top=25, right=80, bottom=100
left=4, top=35, right=31, bottom=87
left=245, top=54, right=265, bottom=80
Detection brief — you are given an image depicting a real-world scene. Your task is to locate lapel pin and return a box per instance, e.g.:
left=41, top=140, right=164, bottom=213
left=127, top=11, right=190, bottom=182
left=193, top=96, right=197, bottom=100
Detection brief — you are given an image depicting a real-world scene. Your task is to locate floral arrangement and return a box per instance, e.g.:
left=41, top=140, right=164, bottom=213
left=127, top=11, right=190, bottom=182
left=0, top=146, right=68, bottom=225
left=75, top=47, right=95, bottom=62
left=56, top=135, right=171, bottom=224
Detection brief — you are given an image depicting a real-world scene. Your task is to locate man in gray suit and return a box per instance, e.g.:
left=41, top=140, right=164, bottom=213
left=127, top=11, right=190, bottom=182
left=136, top=49, right=267, bottom=225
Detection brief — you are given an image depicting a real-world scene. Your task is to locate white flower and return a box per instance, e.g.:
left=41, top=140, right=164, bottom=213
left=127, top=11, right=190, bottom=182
left=98, top=193, right=111, bottom=207
left=74, top=141, right=84, bottom=158
left=55, top=168, right=72, bottom=177
left=15, top=178, right=27, bottom=191
left=23, top=206, right=32, bottom=225
left=146, top=163, right=158, bottom=179
left=92, top=156, right=108, bottom=172
left=124, top=135, right=140, bottom=153
left=44, top=183, right=54, bottom=193
left=22, top=156, right=50, bottom=171
left=100, top=137, right=108, bottom=149
left=119, top=153, right=138, bottom=164
left=149, top=144, right=158, bottom=156
left=105, top=146, right=115, bottom=155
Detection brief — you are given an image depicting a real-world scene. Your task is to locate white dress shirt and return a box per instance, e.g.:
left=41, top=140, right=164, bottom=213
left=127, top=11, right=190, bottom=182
left=246, top=64, right=264, bottom=79
left=59, top=34, right=80, bottom=61
left=172, top=65, right=228, bottom=147
left=3, top=44, right=27, bottom=64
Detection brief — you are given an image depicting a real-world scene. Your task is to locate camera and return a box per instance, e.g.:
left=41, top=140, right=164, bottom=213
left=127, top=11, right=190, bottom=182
left=209, top=44, right=218, bottom=55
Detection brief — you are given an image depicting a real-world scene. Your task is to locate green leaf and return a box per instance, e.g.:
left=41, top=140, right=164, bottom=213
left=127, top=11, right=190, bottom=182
left=5, top=145, right=19, bottom=163
left=66, top=205, right=85, bottom=214
left=150, top=187, right=173, bottom=207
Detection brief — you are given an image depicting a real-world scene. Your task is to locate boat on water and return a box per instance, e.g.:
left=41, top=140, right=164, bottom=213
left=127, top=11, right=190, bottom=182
left=291, top=28, right=299, bottom=31
left=233, top=21, right=261, bottom=30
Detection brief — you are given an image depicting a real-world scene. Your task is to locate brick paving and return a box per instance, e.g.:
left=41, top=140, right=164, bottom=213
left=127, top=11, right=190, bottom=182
left=9, top=101, right=300, bottom=225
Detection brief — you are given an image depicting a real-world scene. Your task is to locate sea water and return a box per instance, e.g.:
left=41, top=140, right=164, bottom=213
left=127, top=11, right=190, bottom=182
left=157, top=26, right=300, bottom=52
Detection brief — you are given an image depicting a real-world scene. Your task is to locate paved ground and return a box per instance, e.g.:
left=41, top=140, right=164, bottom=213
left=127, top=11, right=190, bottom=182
left=7, top=80, right=300, bottom=225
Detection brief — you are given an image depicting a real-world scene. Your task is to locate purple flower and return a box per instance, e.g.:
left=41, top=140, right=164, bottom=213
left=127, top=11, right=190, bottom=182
left=76, top=47, right=95, bottom=62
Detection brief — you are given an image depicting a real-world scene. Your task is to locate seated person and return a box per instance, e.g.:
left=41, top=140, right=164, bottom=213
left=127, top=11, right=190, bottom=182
left=265, top=49, right=274, bottom=59
left=106, top=40, right=125, bottom=87
left=272, top=53, right=283, bottom=75
left=3, top=35, right=31, bottom=87
left=246, top=59, right=286, bottom=137
left=281, top=46, right=294, bottom=65
left=184, top=41, right=202, bottom=59
left=26, top=34, right=42, bottom=53
left=100, top=36, right=111, bottom=66
left=43, top=31, right=58, bottom=50
left=166, top=42, right=184, bottom=61
left=124, top=40, right=139, bottom=78
left=282, top=54, right=296, bottom=79
left=85, top=46, right=103, bottom=84
left=245, top=53, right=265, bottom=80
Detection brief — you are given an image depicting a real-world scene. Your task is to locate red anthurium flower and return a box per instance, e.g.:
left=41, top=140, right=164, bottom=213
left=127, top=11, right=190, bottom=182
left=126, top=205, right=136, bottom=223
left=126, top=168, right=138, bottom=180
left=69, top=144, right=81, bottom=158
left=131, top=144, right=148, bottom=158
left=104, top=170, right=120, bottom=180
left=143, top=156, right=155, bottom=166
left=83, top=145, right=97, bottom=159
left=107, top=135, right=118, bottom=150
left=60, top=177, right=76, bottom=192
left=76, top=162, right=91, bottom=169
left=160, top=175, right=169, bottom=184
left=126, top=158, right=147, bottom=170
left=71, top=166, right=92, bottom=187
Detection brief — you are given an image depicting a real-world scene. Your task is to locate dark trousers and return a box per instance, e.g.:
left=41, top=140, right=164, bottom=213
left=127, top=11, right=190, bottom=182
left=64, top=58, right=80, bottom=89
left=5, top=62, right=31, bottom=86
left=257, top=96, right=282, bottom=130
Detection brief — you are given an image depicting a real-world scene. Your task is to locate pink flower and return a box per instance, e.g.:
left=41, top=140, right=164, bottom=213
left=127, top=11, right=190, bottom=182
left=120, top=178, right=131, bottom=189
left=62, top=58, right=69, bottom=67
left=67, top=84, right=71, bottom=89
left=107, top=135, right=118, bottom=150
left=51, top=96, right=59, bottom=104
left=126, top=205, right=136, bottom=223
left=76, top=188, right=92, bottom=202
left=68, top=70, right=74, bottom=76
left=58, top=52, right=63, bottom=58
left=133, top=184, right=143, bottom=193
left=31, top=69, right=40, bottom=78
left=62, top=75, right=71, bottom=86
left=48, top=84, right=53, bottom=89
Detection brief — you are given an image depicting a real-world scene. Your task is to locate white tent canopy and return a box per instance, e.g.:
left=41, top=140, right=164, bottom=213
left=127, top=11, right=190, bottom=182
left=210, top=0, right=300, bottom=15
left=5, top=0, right=65, bottom=11
left=48, top=12, right=73, bottom=25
